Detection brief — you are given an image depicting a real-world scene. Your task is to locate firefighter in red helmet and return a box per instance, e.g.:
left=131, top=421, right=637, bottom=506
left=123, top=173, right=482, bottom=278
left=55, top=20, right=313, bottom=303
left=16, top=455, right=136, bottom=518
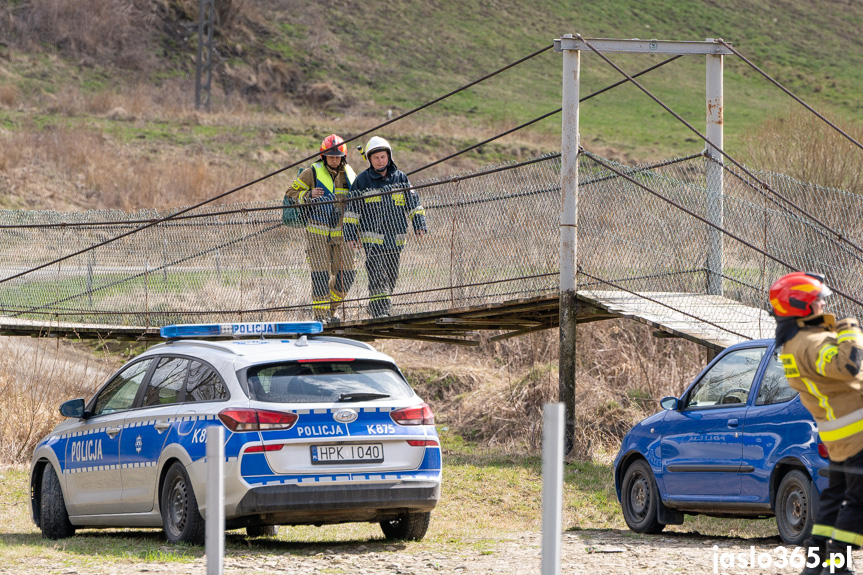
left=284, top=134, right=357, bottom=322
left=771, top=272, right=863, bottom=574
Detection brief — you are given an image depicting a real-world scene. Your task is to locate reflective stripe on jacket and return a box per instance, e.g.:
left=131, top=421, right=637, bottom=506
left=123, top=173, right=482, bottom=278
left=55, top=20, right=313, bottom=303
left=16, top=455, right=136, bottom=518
left=343, top=161, right=427, bottom=249
left=285, top=161, right=355, bottom=239
left=781, top=314, right=863, bottom=461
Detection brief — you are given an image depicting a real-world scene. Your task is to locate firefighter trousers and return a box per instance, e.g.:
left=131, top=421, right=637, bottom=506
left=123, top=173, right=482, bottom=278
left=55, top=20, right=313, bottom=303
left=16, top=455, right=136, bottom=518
left=306, top=231, right=355, bottom=320
left=811, top=448, right=863, bottom=548
left=363, top=244, right=401, bottom=318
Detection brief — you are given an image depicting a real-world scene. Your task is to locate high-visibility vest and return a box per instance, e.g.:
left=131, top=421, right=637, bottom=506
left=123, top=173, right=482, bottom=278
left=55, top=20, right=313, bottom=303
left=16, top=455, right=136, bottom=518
left=305, top=162, right=357, bottom=236
left=312, top=162, right=355, bottom=197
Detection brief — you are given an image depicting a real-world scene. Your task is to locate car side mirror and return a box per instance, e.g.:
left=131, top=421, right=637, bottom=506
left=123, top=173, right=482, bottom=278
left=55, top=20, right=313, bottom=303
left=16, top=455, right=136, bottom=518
left=659, top=396, right=679, bottom=411
left=59, top=398, right=86, bottom=419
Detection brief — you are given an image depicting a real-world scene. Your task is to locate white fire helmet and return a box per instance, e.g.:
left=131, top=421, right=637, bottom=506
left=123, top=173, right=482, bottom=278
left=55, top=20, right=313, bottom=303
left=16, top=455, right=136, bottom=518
left=364, top=136, right=392, bottom=165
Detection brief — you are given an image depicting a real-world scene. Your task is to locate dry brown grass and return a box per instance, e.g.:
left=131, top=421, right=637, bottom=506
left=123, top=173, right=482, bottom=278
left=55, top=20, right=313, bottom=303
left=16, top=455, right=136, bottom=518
left=741, top=104, right=863, bottom=194
left=13, top=0, right=158, bottom=70
left=0, top=337, right=119, bottom=464
left=0, top=123, right=266, bottom=210
left=0, top=84, right=18, bottom=108
left=0, top=95, right=556, bottom=211
left=383, top=318, right=706, bottom=456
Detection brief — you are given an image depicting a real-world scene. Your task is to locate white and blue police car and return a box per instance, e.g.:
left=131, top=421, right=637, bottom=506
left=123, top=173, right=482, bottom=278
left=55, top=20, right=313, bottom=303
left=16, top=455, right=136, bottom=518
left=29, top=322, right=441, bottom=544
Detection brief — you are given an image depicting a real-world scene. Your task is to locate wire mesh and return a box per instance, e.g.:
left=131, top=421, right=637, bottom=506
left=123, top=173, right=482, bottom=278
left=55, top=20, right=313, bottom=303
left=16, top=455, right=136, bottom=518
left=1, top=153, right=861, bottom=342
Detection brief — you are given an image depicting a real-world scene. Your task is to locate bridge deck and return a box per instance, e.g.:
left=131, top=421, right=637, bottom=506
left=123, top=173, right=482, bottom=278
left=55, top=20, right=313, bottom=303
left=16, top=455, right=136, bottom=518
left=0, top=291, right=774, bottom=351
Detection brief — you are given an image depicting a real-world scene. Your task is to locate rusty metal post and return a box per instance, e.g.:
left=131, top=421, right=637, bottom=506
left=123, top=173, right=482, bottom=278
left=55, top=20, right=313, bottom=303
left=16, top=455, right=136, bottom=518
left=706, top=40, right=724, bottom=295
left=557, top=35, right=579, bottom=453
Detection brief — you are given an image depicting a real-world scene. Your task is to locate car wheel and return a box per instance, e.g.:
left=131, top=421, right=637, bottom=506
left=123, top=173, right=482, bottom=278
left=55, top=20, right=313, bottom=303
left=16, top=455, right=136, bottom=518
left=247, top=525, right=279, bottom=538
left=775, top=469, right=813, bottom=546
left=621, top=459, right=665, bottom=534
left=40, top=464, right=75, bottom=540
left=380, top=511, right=431, bottom=541
left=161, top=462, right=205, bottom=545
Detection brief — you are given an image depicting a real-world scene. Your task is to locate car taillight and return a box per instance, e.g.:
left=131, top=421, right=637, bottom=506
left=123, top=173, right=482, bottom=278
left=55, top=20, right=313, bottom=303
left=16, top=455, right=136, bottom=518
left=218, top=408, right=298, bottom=432
left=818, top=442, right=830, bottom=459
left=245, top=443, right=285, bottom=453
left=391, top=403, right=435, bottom=426
left=407, top=439, right=439, bottom=447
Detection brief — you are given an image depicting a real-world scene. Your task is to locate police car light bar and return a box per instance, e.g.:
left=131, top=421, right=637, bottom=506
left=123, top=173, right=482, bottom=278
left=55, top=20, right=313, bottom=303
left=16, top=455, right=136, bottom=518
left=160, top=322, right=324, bottom=339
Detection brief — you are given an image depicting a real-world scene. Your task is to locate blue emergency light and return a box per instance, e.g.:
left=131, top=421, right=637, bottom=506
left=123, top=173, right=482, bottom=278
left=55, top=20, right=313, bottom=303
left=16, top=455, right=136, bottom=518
left=160, top=321, right=323, bottom=339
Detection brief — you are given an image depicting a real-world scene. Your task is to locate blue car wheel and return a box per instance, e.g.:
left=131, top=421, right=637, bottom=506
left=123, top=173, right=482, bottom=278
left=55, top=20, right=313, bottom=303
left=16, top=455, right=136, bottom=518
left=775, top=469, right=814, bottom=546
left=621, top=459, right=665, bottom=534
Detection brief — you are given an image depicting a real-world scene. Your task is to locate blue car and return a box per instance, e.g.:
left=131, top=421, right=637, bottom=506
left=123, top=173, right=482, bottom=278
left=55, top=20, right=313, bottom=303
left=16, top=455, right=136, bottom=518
left=613, top=338, right=829, bottom=544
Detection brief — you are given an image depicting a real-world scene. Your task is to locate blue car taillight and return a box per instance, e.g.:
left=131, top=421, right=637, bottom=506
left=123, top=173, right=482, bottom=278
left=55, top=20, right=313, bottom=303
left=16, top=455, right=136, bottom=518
left=818, top=442, right=830, bottom=459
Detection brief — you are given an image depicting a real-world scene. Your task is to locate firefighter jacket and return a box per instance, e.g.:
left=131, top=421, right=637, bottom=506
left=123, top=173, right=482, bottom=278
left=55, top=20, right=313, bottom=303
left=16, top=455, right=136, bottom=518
left=342, top=161, right=427, bottom=250
left=285, top=161, right=356, bottom=241
left=779, top=313, right=863, bottom=461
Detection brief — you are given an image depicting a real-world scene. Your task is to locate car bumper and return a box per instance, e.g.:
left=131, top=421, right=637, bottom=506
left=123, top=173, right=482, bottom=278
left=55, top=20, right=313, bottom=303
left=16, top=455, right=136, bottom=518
left=231, top=480, right=440, bottom=525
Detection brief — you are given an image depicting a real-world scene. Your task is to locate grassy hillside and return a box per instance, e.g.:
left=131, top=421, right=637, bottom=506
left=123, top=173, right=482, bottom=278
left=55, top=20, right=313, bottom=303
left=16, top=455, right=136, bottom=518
left=2, top=0, right=863, bottom=212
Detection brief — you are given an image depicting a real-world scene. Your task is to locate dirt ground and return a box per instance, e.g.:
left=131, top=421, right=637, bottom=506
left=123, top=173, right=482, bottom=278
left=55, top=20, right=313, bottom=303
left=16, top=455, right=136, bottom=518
left=2, top=530, right=848, bottom=575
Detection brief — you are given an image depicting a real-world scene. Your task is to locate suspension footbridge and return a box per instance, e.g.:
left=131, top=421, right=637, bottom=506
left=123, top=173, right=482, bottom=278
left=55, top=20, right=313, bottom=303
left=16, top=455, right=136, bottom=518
left=1, top=151, right=858, bottom=348
left=3, top=36, right=863, bottom=446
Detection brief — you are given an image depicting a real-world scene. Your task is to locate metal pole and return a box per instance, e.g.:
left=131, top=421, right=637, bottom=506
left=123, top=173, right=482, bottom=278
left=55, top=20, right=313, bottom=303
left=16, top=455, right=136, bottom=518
left=706, top=40, right=724, bottom=296
left=196, top=0, right=214, bottom=111
left=206, top=425, right=224, bottom=575
left=558, top=34, right=579, bottom=454
left=542, top=403, right=565, bottom=575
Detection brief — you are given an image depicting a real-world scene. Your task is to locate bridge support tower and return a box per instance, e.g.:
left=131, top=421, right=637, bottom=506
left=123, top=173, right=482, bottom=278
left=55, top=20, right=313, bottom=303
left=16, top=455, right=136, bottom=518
left=555, top=36, right=733, bottom=455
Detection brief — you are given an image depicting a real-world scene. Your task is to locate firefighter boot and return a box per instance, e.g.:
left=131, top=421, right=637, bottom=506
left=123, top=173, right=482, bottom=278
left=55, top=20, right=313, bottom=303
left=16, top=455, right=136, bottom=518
left=821, top=540, right=854, bottom=574
left=801, top=538, right=827, bottom=575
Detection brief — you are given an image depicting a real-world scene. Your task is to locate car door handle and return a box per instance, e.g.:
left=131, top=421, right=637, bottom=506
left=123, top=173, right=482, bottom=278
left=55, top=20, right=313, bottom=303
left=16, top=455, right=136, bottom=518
left=106, top=426, right=123, bottom=438
left=154, top=420, right=171, bottom=433
left=727, top=419, right=739, bottom=428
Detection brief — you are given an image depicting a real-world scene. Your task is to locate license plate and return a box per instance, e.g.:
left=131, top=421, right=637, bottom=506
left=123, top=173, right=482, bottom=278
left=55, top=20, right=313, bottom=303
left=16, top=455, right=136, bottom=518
left=311, top=443, right=384, bottom=464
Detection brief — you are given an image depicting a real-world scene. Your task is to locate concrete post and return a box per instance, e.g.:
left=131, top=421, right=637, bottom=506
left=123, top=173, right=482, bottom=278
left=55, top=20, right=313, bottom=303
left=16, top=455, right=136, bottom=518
left=206, top=425, right=224, bottom=575
left=541, top=403, right=565, bottom=575
left=558, top=35, right=580, bottom=454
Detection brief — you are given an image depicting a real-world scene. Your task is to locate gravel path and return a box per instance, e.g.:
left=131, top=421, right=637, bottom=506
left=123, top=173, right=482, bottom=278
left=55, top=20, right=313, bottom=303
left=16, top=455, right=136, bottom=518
left=4, top=530, right=848, bottom=575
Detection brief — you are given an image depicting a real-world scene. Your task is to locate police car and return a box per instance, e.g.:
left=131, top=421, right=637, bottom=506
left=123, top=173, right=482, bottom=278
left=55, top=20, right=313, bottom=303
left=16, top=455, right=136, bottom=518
left=29, top=322, right=441, bottom=544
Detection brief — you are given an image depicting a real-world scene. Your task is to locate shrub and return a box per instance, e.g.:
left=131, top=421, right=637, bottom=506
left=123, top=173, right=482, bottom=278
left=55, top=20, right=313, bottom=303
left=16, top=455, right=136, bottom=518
left=742, top=105, right=863, bottom=194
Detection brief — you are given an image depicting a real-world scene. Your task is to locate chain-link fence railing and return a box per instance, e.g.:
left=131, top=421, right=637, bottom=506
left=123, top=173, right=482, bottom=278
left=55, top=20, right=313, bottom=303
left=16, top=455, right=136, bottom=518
left=2, top=153, right=861, bottom=341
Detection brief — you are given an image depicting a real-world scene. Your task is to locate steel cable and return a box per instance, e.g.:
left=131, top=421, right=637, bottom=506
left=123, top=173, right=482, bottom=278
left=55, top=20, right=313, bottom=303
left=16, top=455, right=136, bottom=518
left=717, top=39, right=863, bottom=155
left=0, top=55, right=683, bottom=231
left=576, top=35, right=863, bottom=260
left=581, top=148, right=863, bottom=309
left=0, top=44, right=556, bottom=283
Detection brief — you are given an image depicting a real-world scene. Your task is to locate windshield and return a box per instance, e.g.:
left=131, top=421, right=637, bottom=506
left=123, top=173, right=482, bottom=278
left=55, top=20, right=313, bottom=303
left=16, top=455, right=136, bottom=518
left=244, top=360, right=415, bottom=403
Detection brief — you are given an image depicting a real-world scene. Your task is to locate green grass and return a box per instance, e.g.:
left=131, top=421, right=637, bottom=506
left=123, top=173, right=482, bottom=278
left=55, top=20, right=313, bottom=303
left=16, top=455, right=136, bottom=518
left=7, top=0, right=863, bottom=166
left=270, top=0, right=863, bottom=159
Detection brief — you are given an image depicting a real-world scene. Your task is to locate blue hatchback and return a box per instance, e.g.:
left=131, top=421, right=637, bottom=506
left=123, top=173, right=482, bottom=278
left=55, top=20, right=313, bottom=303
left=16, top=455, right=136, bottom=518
left=613, top=338, right=829, bottom=544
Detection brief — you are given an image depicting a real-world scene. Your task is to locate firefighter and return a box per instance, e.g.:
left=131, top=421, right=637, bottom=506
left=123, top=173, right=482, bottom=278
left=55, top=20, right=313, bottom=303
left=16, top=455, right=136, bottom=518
left=343, top=136, right=426, bottom=318
left=771, top=272, right=863, bottom=574
left=284, top=134, right=356, bottom=322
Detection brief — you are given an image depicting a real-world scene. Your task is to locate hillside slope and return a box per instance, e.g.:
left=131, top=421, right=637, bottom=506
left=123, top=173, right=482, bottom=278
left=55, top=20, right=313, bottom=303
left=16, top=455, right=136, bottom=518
left=2, top=1, right=863, bottom=210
